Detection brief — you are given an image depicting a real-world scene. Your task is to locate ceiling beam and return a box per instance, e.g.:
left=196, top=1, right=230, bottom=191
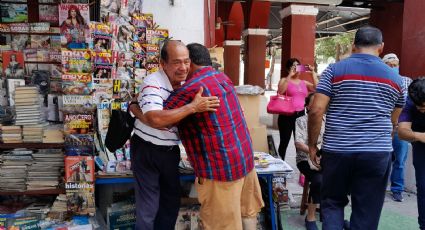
left=324, top=16, right=369, bottom=30
left=317, top=16, right=342, bottom=26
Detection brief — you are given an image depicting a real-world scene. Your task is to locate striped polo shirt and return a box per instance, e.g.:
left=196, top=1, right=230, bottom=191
left=134, top=69, right=180, bottom=146
left=317, top=53, right=405, bottom=153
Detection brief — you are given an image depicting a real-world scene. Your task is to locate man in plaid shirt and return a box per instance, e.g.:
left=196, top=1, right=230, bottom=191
left=164, top=43, right=264, bottom=230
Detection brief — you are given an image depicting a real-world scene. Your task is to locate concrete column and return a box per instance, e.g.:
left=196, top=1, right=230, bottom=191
left=242, top=28, right=268, bottom=88
left=224, top=40, right=242, bottom=85
left=280, top=4, right=318, bottom=81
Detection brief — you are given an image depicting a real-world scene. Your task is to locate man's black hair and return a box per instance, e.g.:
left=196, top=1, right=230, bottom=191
left=187, top=43, right=212, bottom=66
left=285, top=58, right=300, bottom=72
left=408, top=78, right=425, bottom=106
left=354, top=26, right=383, bottom=47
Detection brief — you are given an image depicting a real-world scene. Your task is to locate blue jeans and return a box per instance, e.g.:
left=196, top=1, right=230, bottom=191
left=412, top=142, right=425, bottom=230
left=390, top=133, right=409, bottom=193
left=321, top=151, right=391, bottom=230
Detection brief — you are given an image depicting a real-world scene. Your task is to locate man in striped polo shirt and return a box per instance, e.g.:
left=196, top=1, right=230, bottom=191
left=129, top=40, right=219, bottom=230
left=308, top=26, right=405, bottom=230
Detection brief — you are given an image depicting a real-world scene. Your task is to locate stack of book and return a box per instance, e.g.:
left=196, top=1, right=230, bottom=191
left=27, top=149, right=64, bottom=191
left=22, top=124, right=44, bottom=143
left=0, top=149, right=33, bottom=191
left=0, top=125, right=22, bottom=143
left=43, top=128, right=64, bottom=143
left=13, top=86, right=43, bottom=126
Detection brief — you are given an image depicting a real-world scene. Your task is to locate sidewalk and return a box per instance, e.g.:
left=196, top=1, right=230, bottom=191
left=267, top=129, right=419, bottom=230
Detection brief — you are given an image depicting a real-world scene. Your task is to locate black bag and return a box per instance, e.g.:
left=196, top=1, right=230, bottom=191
left=105, top=108, right=135, bottom=152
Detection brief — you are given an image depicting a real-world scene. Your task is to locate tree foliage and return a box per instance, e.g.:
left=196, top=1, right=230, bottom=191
left=315, top=32, right=355, bottom=63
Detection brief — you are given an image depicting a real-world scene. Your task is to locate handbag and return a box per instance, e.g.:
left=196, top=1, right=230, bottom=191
left=266, top=92, right=296, bottom=115
left=105, top=107, right=135, bottom=152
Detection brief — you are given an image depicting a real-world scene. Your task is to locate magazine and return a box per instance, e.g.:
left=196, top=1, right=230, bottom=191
left=63, top=112, right=94, bottom=134
left=64, top=134, right=95, bottom=156
left=11, top=35, right=29, bottom=51
left=112, top=79, right=132, bottom=100
left=93, top=52, right=113, bottom=79
left=0, top=4, right=28, bottom=23
left=31, top=70, right=51, bottom=95
left=113, top=51, right=133, bottom=68
left=0, top=24, right=10, bottom=33
left=59, top=3, right=90, bottom=49
left=92, top=79, right=113, bottom=104
left=62, top=74, right=92, bottom=95
left=62, top=95, right=94, bottom=112
left=30, top=35, right=51, bottom=49
left=49, top=50, right=62, bottom=62
left=146, top=28, right=169, bottom=46
left=65, top=156, right=95, bottom=182
left=24, top=49, right=37, bottom=62
left=9, top=23, right=29, bottom=33
left=90, top=22, right=112, bottom=52
left=39, top=5, right=59, bottom=26
left=61, top=49, right=92, bottom=74
left=2, top=51, right=25, bottom=78
left=65, top=182, right=95, bottom=215
left=29, top=22, right=50, bottom=33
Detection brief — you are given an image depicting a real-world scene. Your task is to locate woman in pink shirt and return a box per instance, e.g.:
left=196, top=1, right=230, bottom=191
left=277, top=58, right=318, bottom=160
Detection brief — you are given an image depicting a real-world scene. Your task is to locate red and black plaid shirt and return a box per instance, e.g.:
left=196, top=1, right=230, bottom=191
left=164, top=66, right=254, bottom=181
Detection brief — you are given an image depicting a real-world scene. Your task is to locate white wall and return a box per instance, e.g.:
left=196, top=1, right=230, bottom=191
left=142, top=0, right=205, bottom=45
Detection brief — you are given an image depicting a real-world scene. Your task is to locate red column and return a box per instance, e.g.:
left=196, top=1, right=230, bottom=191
left=223, top=40, right=242, bottom=85
left=243, top=29, right=268, bottom=88
left=280, top=4, right=318, bottom=81
left=400, top=1, right=425, bottom=79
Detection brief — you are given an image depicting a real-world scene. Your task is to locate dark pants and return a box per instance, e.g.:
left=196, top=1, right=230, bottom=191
left=412, top=143, right=425, bottom=230
left=321, top=151, right=391, bottom=230
left=278, top=112, right=303, bottom=160
left=297, top=161, right=322, bottom=204
left=390, top=133, right=409, bottom=193
left=130, top=135, right=181, bottom=230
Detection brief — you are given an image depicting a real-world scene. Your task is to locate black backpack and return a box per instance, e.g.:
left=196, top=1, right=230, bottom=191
left=105, top=109, right=135, bottom=152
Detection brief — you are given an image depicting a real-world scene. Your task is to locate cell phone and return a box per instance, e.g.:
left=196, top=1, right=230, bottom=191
left=296, top=65, right=308, bottom=72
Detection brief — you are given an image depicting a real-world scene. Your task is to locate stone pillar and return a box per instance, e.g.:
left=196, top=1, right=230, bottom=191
left=280, top=4, right=318, bottom=81
left=223, top=40, right=242, bottom=85
left=243, top=29, right=268, bottom=88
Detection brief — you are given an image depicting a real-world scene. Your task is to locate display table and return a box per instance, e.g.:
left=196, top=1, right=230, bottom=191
left=96, top=153, right=293, bottom=230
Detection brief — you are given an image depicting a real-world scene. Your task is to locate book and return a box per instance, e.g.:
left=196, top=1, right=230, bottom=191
left=61, top=49, right=92, bottom=74
left=59, top=3, right=90, bottom=49
left=2, top=51, right=25, bottom=78
left=62, top=74, right=92, bottom=95
left=0, top=4, right=28, bottom=23
left=6, top=79, right=25, bottom=106
left=65, top=182, right=96, bottom=215
left=65, top=156, right=95, bottom=182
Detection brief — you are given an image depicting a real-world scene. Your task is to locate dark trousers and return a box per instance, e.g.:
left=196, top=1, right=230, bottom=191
left=297, top=161, right=322, bottom=204
left=278, top=112, right=303, bottom=160
left=412, top=143, right=425, bottom=230
left=130, top=135, right=181, bottom=230
left=321, top=151, right=391, bottom=230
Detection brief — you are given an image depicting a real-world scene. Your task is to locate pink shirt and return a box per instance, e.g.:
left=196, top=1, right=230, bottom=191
left=286, top=80, right=308, bottom=111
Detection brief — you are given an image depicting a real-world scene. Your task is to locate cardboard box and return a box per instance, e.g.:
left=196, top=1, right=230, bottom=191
left=249, top=125, right=269, bottom=152
left=238, top=94, right=261, bottom=128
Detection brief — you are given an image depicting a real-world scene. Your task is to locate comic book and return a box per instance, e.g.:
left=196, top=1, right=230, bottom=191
left=59, top=3, right=90, bottom=49
left=63, top=112, right=94, bottom=134
left=62, top=74, right=92, bottom=95
left=64, top=134, right=95, bottom=156
left=0, top=4, right=28, bottom=23
left=65, top=156, right=95, bottom=182
left=39, top=5, right=59, bottom=26
left=65, top=182, right=95, bottom=215
left=30, top=22, right=50, bottom=33
left=61, top=49, right=92, bottom=74
left=2, top=51, right=25, bottom=78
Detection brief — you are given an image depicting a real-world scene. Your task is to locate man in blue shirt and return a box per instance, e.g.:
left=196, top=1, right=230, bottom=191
left=308, top=26, right=405, bottom=230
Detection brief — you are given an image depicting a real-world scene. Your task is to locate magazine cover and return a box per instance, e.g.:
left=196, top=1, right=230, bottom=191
left=9, top=23, right=29, bottom=33
left=97, top=101, right=111, bottom=150
left=133, top=26, right=146, bottom=43
left=112, top=24, right=132, bottom=52
left=59, top=3, right=90, bottom=49
left=62, top=74, right=92, bottom=95
left=49, top=50, right=62, bottom=62
left=39, top=5, right=59, bottom=26
left=0, top=4, right=28, bottom=23
left=31, top=70, right=51, bottom=95
left=2, top=51, right=25, bottom=78
left=30, top=35, right=51, bottom=49
left=0, top=24, right=10, bottom=33
left=24, top=49, right=37, bottom=62
left=63, top=112, right=94, bottom=134
left=65, top=182, right=95, bottom=215
left=65, top=156, right=95, bottom=182
left=100, top=0, right=121, bottom=20
left=61, top=49, right=91, bottom=74
left=90, top=22, right=112, bottom=52
left=113, top=51, right=133, bottom=68
left=64, top=134, right=95, bottom=156
left=92, top=79, right=113, bottom=104
left=62, top=95, right=94, bottom=111
left=128, top=0, right=143, bottom=15
left=131, top=13, right=153, bottom=28
left=29, top=22, right=50, bottom=33
left=10, top=35, right=29, bottom=51
left=112, top=79, right=132, bottom=100
left=93, top=52, right=113, bottom=79
left=146, top=28, right=169, bottom=46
